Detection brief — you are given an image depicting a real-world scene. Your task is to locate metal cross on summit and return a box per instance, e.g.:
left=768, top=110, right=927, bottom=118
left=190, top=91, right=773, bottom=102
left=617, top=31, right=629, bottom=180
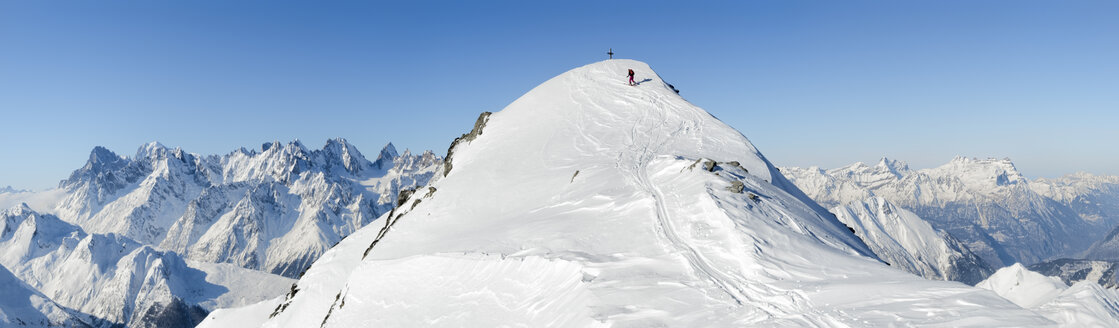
left=607, top=48, right=614, bottom=59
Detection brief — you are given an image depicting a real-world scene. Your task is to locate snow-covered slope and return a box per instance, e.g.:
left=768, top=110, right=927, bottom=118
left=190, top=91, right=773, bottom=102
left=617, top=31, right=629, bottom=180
left=782, top=157, right=1116, bottom=268
left=0, top=203, right=293, bottom=328
left=203, top=60, right=1051, bottom=327
left=832, top=197, right=992, bottom=284
left=978, top=263, right=1119, bottom=326
left=54, top=138, right=440, bottom=277
left=0, top=263, right=92, bottom=327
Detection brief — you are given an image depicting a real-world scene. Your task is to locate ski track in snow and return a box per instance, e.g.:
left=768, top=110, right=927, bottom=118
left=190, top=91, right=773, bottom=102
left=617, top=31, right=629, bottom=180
left=584, top=72, right=835, bottom=325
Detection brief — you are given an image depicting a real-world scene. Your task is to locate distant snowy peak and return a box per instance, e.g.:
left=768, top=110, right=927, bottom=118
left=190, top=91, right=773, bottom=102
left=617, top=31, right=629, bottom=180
left=0, top=186, right=29, bottom=194
left=54, top=137, right=440, bottom=248
left=371, top=142, right=399, bottom=171
left=81, top=146, right=126, bottom=173
left=1033, top=172, right=1119, bottom=201
left=830, top=157, right=909, bottom=189
left=0, top=203, right=87, bottom=264
left=931, top=156, right=1025, bottom=188
left=1032, top=172, right=1119, bottom=226
left=320, top=138, right=376, bottom=177
left=225, top=138, right=386, bottom=183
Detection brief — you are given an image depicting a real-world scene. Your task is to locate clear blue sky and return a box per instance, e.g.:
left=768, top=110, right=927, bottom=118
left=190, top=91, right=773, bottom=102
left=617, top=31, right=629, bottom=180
left=2, top=1, right=1117, bottom=190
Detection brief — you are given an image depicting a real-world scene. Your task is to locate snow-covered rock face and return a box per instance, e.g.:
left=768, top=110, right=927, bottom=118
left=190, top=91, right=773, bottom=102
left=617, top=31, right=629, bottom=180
left=0, top=204, right=294, bottom=328
left=832, top=197, right=992, bottom=284
left=782, top=158, right=1119, bottom=269
left=201, top=60, right=1057, bottom=327
left=53, top=138, right=442, bottom=277
left=977, top=263, right=1119, bottom=326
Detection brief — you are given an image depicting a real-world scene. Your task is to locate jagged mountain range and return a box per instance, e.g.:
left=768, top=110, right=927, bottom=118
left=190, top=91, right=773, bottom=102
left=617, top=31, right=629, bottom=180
left=54, top=138, right=440, bottom=277
left=781, top=157, right=1119, bottom=269
left=0, top=138, right=442, bottom=327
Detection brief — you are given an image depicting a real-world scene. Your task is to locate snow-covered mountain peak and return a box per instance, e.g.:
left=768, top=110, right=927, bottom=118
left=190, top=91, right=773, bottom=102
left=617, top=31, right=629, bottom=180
left=977, top=263, right=1068, bottom=308
left=447, top=59, right=784, bottom=189
left=371, top=142, right=398, bottom=171
left=0, top=186, right=27, bottom=194
left=135, top=141, right=169, bottom=159
left=320, top=138, right=373, bottom=176
left=828, top=159, right=905, bottom=189
left=260, top=141, right=279, bottom=152
left=85, top=146, right=125, bottom=169
left=935, top=156, right=1024, bottom=187
left=875, top=157, right=909, bottom=175
left=4, top=202, right=35, bottom=216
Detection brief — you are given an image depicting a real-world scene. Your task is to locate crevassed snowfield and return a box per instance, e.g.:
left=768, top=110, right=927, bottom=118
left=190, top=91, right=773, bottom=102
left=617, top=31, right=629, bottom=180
left=200, top=60, right=1061, bottom=327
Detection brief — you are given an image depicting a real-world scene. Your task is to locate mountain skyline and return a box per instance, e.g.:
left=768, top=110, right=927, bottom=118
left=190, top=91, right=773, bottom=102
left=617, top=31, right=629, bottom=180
left=4, top=58, right=1118, bottom=326
left=3, top=1, right=1118, bottom=190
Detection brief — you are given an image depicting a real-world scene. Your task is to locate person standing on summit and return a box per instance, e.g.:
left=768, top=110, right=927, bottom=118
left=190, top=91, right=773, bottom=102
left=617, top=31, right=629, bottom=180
left=627, top=69, right=636, bottom=86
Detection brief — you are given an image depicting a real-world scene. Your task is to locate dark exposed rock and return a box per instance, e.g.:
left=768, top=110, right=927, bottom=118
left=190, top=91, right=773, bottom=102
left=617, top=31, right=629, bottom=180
left=444, top=112, right=493, bottom=177
left=132, top=298, right=208, bottom=328
left=726, top=181, right=744, bottom=193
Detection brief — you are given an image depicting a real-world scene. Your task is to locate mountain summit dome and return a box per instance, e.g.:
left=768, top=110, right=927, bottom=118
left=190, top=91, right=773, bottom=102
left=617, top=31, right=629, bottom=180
left=202, top=60, right=1050, bottom=327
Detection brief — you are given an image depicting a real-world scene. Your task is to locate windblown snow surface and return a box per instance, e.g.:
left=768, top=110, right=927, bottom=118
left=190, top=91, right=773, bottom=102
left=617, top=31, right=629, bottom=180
left=978, top=264, right=1119, bottom=326
left=200, top=60, right=1051, bottom=327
